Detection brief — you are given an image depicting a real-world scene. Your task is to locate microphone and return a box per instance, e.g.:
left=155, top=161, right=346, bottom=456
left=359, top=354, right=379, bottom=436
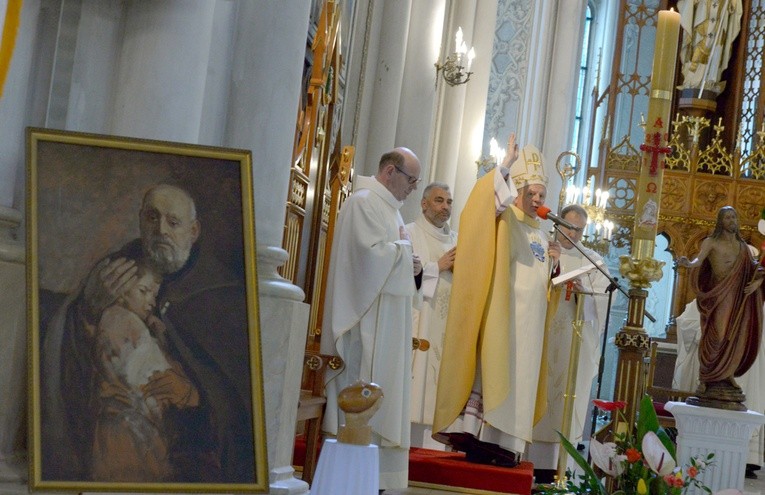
left=536, top=205, right=582, bottom=231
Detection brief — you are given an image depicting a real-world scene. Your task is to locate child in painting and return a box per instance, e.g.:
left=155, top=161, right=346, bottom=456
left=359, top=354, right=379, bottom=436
left=90, top=260, right=182, bottom=481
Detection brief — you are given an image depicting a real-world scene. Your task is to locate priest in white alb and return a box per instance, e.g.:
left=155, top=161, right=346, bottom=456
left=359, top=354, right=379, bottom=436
left=321, top=147, right=423, bottom=490
left=432, top=133, right=561, bottom=467
left=406, top=182, right=458, bottom=450
left=529, top=204, right=611, bottom=481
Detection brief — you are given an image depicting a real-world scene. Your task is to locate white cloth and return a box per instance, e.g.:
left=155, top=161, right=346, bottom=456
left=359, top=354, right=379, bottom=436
left=530, top=244, right=610, bottom=469
left=672, top=299, right=765, bottom=467
left=678, top=0, right=743, bottom=92
left=99, top=306, right=170, bottom=388
left=406, top=214, right=458, bottom=432
left=310, top=439, right=379, bottom=495
left=320, top=175, right=414, bottom=490
left=482, top=205, right=550, bottom=453
left=673, top=300, right=702, bottom=392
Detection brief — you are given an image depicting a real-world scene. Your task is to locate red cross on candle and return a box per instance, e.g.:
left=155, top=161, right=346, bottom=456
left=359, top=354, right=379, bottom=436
left=640, top=132, right=671, bottom=177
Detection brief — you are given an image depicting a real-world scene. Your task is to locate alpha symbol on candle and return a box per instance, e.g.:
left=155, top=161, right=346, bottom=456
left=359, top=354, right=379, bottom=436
left=640, top=132, right=672, bottom=176
left=653, top=117, right=665, bottom=129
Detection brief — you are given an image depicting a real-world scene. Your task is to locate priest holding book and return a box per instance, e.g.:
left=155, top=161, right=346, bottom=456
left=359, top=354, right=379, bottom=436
left=529, top=204, right=611, bottom=482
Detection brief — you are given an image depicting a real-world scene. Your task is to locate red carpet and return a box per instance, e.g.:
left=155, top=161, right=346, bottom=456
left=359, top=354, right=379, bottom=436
left=295, top=437, right=534, bottom=494
left=409, top=447, right=534, bottom=494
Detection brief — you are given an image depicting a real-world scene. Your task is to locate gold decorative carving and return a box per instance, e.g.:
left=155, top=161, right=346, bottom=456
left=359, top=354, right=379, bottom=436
left=665, top=117, right=691, bottom=171
left=736, top=185, right=765, bottom=222
left=660, top=176, right=687, bottom=212
left=618, top=256, right=665, bottom=289
left=607, top=135, right=641, bottom=171
left=328, top=356, right=344, bottom=370
left=696, top=119, right=732, bottom=175
left=608, top=177, right=637, bottom=211
left=614, top=331, right=651, bottom=350
left=692, top=180, right=731, bottom=216
left=305, top=355, right=323, bottom=371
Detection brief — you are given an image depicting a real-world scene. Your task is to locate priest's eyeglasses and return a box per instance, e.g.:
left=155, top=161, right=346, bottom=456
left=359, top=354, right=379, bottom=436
left=394, top=165, right=422, bottom=185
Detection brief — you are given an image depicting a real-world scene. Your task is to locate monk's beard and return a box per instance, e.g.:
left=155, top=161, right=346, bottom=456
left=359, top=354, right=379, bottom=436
left=143, top=236, right=191, bottom=275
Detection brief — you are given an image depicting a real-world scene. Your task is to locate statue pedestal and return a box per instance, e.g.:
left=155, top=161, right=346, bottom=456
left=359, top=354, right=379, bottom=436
left=678, top=88, right=718, bottom=118
left=665, top=402, right=765, bottom=494
left=309, top=439, right=379, bottom=494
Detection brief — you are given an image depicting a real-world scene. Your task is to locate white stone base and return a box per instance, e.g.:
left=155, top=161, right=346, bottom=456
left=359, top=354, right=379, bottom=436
left=665, top=401, right=765, bottom=494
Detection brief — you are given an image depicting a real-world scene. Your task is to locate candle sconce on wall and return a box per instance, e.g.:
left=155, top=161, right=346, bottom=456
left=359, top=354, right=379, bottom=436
left=475, top=137, right=505, bottom=178
left=435, top=27, right=475, bottom=86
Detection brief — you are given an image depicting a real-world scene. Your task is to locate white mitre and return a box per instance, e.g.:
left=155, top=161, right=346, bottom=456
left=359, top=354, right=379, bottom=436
left=509, top=144, right=548, bottom=190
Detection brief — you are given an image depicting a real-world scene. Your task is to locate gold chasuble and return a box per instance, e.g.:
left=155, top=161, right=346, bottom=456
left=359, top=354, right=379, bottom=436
left=433, top=170, right=555, bottom=449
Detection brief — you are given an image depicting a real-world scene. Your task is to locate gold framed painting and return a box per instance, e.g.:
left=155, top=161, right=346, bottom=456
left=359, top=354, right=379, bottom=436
left=27, top=128, right=268, bottom=493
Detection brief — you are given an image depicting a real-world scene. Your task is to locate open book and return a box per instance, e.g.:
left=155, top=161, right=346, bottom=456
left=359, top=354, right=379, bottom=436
left=551, top=260, right=605, bottom=287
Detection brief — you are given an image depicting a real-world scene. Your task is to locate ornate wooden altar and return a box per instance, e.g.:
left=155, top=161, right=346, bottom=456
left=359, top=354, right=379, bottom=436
left=281, top=0, right=354, bottom=483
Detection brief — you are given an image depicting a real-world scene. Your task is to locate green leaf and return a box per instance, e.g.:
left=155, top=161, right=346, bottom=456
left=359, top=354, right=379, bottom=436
left=637, top=395, right=660, bottom=443
left=556, top=431, right=608, bottom=495
left=656, top=427, right=676, bottom=459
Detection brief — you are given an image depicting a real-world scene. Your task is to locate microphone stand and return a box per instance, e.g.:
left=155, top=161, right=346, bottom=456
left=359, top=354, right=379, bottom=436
left=551, top=224, right=656, bottom=458
left=552, top=224, right=656, bottom=323
left=591, top=277, right=617, bottom=440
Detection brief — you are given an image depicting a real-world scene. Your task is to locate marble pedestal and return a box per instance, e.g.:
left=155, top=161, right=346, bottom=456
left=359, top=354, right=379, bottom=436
left=665, top=401, right=765, bottom=494
left=309, top=439, right=379, bottom=495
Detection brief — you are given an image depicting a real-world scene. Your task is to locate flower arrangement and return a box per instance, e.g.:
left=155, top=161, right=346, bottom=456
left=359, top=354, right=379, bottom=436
left=539, top=395, right=715, bottom=495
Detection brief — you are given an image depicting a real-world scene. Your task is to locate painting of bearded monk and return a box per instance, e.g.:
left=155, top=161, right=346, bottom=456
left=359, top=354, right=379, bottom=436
left=29, top=129, right=267, bottom=493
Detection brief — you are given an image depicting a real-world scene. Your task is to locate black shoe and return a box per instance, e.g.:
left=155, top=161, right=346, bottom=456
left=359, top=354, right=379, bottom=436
left=534, top=468, right=557, bottom=483
left=746, top=464, right=759, bottom=479
left=465, top=439, right=518, bottom=468
left=447, top=432, right=475, bottom=453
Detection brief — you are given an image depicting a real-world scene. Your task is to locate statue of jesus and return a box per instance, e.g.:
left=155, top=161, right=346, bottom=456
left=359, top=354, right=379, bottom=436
left=677, top=0, right=744, bottom=95
left=677, top=206, right=764, bottom=410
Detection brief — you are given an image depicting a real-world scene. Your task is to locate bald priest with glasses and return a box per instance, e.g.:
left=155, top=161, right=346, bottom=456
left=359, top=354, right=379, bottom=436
left=321, top=147, right=424, bottom=492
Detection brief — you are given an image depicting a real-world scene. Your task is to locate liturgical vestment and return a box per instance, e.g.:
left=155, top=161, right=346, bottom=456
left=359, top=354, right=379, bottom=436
left=406, top=214, right=458, bottom=435
left=530, top=243, right=609, bottom=469
left=321, top=175, right=414, bottom=490
left=433, top=169, right=551, bottom=455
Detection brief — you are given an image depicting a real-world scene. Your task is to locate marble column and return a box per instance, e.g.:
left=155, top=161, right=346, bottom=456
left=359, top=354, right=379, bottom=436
left=0, top=207, right=26, bottom=483
left=431, top=0, right=498, bottom=230
left=108, top=1, right=217, bottom=142
left=225, top=2, right=312, bottom=494
left=540, top=0, right=586, bottom=213
left=360, top=0, right=411, bottom=176
left=0, top=0, right=42, bottom=210
left=0, top=0, right=41, bottom=489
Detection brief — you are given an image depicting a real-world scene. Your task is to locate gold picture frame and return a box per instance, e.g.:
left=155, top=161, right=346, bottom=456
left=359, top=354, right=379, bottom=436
left=27, top=128, right=268, bottom=492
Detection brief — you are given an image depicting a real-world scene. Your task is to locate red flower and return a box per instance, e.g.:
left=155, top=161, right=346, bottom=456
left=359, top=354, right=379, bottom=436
left=688, top=466, right=698, bottom=478
left=662, top=474, right=684, bottom=488
left=626, top=448, right=642, bottom=463
left=592, top=399, right=627, bottom=411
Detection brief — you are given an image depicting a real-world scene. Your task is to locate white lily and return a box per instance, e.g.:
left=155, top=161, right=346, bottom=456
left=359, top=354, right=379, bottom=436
left=642, top=431, right=676, bottom=476
left=589, top=439, right=625, bottom=476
